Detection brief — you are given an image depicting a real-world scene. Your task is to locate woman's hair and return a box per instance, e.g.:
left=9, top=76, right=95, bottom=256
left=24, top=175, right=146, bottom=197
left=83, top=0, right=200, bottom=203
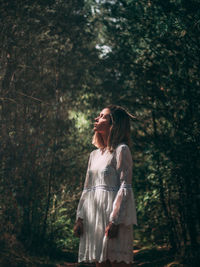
left=92, top=105, right=134, bottom=152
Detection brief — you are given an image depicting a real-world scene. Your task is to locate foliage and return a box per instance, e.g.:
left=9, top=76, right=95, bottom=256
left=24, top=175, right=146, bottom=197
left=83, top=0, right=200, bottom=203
left=0, top=0, right=97, bottom=255
left=92, top=0, right=200, bottom=262
left=0, top=0, right=199, bottom=265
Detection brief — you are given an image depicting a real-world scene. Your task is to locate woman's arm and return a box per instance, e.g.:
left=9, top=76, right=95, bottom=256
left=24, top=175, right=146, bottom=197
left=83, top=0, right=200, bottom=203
left=74, top=153, right=92, bottom=237
left=109, top=145, right=137, bottom=226
left=73, top=217, right=83, bottom=237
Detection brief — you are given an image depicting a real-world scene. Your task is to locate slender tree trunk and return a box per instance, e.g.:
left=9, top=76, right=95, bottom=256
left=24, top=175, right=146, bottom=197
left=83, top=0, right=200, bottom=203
left=152, top=109, right=179, bottom=251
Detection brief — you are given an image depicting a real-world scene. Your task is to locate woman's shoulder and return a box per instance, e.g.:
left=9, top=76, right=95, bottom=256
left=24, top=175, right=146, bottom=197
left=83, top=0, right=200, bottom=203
left=115, top=143, right=132, bottom=157
left=89, top=148, right=100, bottom=157
left=115, top=143, right=132, bottom=164
left=116, top=143, right=130, bottom=152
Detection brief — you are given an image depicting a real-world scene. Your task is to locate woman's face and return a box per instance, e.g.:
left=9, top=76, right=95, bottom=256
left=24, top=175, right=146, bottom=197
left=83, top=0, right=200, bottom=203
left=94, top=108, right=111, bottom=134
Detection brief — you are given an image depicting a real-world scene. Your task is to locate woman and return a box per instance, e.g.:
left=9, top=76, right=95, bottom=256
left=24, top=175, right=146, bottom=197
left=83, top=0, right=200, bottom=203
left=74, top=105, right=137, bottom=267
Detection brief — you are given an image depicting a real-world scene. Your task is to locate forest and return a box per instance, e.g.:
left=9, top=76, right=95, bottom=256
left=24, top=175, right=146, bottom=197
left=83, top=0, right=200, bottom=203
left=0, top=0, right=199, bottom=266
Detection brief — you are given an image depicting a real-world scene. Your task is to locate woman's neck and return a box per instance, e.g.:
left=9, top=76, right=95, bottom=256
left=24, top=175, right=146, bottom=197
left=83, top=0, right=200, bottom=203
left=101, top=132, right=109, bottom=147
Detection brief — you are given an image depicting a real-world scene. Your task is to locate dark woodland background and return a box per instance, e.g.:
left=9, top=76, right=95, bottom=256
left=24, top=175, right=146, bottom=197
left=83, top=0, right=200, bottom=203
left=0, top=0, right=199, bottom=266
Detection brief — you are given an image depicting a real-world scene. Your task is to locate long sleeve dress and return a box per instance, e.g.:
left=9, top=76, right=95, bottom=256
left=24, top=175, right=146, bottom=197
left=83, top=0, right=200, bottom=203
left=76, top=144, right=137, bottom=264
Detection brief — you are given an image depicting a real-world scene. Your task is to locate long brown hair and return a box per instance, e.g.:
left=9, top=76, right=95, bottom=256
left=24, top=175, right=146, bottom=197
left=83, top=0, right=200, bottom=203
left=92, top=105, right=134, bottom=152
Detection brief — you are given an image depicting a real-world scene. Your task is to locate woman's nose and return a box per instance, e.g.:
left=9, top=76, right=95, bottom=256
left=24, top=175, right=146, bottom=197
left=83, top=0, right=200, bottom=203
left=95, top=117, right=99, bottom=122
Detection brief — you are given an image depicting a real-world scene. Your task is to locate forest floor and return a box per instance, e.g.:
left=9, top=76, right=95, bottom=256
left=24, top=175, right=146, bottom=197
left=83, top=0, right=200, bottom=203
left=0, top=246, right=188, bottom=267
left=55, top=247, right=183, bottom=267
left=132, top=247, right=183, bottom=267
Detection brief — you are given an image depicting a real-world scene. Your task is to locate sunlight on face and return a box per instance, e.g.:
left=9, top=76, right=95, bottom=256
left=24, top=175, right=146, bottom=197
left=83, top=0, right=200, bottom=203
left=93, top=108, right=111, bottom=134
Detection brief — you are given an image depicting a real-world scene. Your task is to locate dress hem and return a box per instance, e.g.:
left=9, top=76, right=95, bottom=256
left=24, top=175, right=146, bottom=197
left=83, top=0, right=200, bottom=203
left=78, top=259, right=134, bottom=264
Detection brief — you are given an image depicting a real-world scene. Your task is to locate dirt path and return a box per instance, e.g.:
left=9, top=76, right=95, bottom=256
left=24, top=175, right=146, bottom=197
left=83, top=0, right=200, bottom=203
left=0, top=247, right=183, bottom=267
left=54, top=247, right=179, bottom=267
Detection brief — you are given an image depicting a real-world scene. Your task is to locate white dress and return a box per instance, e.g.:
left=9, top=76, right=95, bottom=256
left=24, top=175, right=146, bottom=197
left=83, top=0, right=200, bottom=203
left=76, top=144, right=137, bottom=263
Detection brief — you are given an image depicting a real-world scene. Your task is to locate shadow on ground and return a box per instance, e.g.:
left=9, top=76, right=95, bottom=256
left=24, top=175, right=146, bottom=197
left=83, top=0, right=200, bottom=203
left=55, top=247, right=177, bottom=267
left=1, top=246, right=197, bottom=267
left=133, top=247, right=176, bottom=267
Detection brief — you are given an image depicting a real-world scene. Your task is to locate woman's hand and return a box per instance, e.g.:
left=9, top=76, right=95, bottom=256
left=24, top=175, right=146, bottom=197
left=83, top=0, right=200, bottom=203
left=105, top=222, right=119, bottom=239
left=73, top=218, right=83, bottom=237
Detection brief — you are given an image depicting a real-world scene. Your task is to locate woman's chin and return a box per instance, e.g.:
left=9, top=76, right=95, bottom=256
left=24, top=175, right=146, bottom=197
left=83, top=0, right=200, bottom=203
left=93, top=126, right=100, bottom=131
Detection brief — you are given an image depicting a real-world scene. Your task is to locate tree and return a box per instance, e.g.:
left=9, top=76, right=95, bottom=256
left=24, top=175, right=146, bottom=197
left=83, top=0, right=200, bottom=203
left=92, top=0, right=200, bottom=263
left=0, top=0, right=99, bottom=254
